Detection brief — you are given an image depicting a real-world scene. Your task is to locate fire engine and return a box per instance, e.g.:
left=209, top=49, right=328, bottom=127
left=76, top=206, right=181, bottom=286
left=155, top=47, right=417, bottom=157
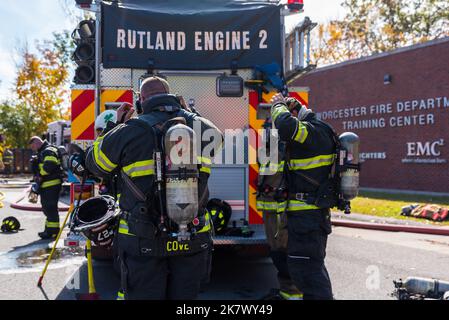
left=68, top=0, right=316, bottom=246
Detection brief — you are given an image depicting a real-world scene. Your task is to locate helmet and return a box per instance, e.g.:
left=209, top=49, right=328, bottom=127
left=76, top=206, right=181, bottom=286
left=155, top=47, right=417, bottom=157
left=71, top=195, right=119, bottom=247
left=94, top=110, right=117, bottom=131
left=1, top=216, right=21, bottom=233
left=206, top=198, right=232, bottom=235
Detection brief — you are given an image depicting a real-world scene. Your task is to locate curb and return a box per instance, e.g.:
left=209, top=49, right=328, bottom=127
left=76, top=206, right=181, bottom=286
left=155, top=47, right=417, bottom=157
left=332, top=219, right=449, bottom=236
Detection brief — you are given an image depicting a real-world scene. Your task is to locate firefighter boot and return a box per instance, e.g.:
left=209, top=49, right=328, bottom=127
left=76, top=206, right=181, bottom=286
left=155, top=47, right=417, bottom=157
left=38, top=227, right=60, bottom=240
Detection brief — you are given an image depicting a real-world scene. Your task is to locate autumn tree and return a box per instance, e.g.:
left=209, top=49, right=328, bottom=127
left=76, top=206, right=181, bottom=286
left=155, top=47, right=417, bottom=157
left=312, top=0, right=449, bottom=65
left=0, top=31, right=74, bottom=148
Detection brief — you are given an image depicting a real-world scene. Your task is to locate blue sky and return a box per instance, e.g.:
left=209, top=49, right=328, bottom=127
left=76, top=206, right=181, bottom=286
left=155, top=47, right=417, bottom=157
left=0, top=0, right=343, bottom=101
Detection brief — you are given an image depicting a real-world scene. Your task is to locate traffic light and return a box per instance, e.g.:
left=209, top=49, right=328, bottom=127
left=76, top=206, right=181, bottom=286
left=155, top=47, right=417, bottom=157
left=72, top=19, right=96, bottom=84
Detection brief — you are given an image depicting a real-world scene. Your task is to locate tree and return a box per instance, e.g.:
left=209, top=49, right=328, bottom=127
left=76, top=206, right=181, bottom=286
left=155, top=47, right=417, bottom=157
left=0, top=32, right=74, bottom=148
left=312, top=0, right=449, bottom=66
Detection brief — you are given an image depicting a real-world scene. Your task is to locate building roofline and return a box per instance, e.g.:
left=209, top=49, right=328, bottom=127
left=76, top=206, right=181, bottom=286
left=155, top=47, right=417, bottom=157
left=307, top=36, right=449, bottom=74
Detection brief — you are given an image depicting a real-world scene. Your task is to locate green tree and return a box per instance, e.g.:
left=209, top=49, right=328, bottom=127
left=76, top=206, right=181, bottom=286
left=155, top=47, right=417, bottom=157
left=312, top=0, right=449, bottom=65
left=0, top=31, right=74, bottom=148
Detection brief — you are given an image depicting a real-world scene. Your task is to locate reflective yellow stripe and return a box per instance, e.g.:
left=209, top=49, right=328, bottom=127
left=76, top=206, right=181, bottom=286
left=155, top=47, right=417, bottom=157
left=259, top=161, right=284, bottom=174
left=289, top=154, right=335, bottom=171
left=93, top=136, right=117, bottom=173
left=116, top=291, right=125, bottom=300
left=43, top=156, right=60, bottom=164
left=277, top=200, right=320, bottom=213
left=123, top=160, right=155, bottom=178
left=293, top=121, right=309, bottom=143
left=256, top=200, right=279, bottom=211
left=271, top=105, right=290, bottom=122
left=200, top=166, right=211, bottom=174
left=118, top=219, right=135, bottom=236
left=39, top=164, right=49, bottom=176
left=279, top=291, right=304, bottom=300
left=197, top=156, right=212, bottom=165
left=46, top=221, right=59, bottom=228
left=41, top=179, right=61, bottom=188
left=197, top=211, right=211, bottom=233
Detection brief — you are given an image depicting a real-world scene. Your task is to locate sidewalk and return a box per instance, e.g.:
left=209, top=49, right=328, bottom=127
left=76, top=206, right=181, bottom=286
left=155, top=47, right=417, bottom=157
left=331, top=211, right=449, bottom=236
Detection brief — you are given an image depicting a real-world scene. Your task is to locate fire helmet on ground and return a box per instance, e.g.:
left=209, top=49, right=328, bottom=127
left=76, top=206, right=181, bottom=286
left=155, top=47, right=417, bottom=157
left=1, top=216, right=20, bottom=233
left=206, top=198, right=232, bottom=234
left=71, top=195, right=119, bottom=247
left=94, top=110, right=117, bottom=130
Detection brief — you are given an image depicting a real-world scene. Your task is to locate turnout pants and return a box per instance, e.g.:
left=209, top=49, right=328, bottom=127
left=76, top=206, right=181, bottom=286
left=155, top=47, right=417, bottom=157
left=117, top=233, right=212, bottom=300
left=40, top=184, right=61, bottom=232
left=287, top=209, right=333, bottom=300
left=263, top=211, right=301, bottom=297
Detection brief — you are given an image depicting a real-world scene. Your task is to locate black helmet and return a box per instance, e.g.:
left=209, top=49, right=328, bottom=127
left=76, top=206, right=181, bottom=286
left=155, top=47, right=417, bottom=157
left=1, top=216, right=21, bottom=233
left=71, top=196, right=119, bottom=247
left=206, top=198, right=232, bottom=235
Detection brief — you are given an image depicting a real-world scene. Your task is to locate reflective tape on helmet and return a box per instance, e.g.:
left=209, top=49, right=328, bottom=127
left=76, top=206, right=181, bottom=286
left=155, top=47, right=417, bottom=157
left=93, top=136, right=117, bottom=173
left=43, top=155, right=60, bottom=164
left=271, top=104, right=290, bottom=122
left=292, top=121, right=308, bottom=143
left=122, top=160, right=155, bottom=178
left=41, top=179, right=62, bottom=188
left=45, top=221, right=60, bottom=228
left=289, top=154, right=335, bottom=171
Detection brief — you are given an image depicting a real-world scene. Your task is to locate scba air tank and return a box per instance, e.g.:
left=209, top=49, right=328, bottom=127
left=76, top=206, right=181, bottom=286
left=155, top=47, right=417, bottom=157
left=164, top=124, right=199, bottom=241
left=339, top=132, right=360, bottom=201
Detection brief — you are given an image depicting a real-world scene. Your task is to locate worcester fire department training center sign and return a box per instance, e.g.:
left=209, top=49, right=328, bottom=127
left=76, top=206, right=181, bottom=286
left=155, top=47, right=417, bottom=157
left=102, top=2, right=282, bottom=70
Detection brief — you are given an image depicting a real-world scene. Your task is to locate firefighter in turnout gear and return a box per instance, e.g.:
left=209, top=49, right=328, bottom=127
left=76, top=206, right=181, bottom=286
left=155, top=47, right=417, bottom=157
left=270, top=93, right=335, bottom=300
left=83, top=76, right=223, bottom=300
left=29, top=136, right=63, bottom=239
left=257, top=117, right=302, bottom=300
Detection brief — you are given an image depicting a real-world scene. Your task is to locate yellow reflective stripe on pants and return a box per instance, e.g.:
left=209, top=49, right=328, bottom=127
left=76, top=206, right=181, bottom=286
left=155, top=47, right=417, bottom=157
left=46, top=221, right=59, bottom=228
left=122, top=160, right=155, bottom=178
left=41, top=179, right=61, bottom=188
left=292, top=120, right=309, bottom=143
left=271, top=105, right=290, bottom=122
left=118, top=219, right=135, bottom=236
left=200, top=166, right=211, bottom=174
left=276, top=200, right=320, bottom=213
left=43, top=156, right=60, bottom=164
left=289, top=154, right=335, bottom=170
left=38, top=164, right=49, bottom=176
left=93, top=136, right=117, bottom=173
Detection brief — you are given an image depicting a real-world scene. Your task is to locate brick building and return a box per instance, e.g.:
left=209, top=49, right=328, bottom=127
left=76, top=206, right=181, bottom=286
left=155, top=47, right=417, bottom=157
left=292, top=37, right=449, bottom=193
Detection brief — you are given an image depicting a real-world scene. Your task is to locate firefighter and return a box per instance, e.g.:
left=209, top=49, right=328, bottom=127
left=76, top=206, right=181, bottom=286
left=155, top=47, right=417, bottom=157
left=0, top=134, right=5, bottom=172
left=270, top=93, right=335, bottom=300
left=28, top=136, right=63, bottom=239
left=3, top=148, right=14, bottom=176
left=76, top=76, right=222, bottom=300
left=257, top=116, right=303, bottom=300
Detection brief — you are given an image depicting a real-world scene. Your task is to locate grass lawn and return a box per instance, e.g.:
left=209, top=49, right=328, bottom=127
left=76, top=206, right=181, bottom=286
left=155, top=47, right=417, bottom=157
left=336, top=190, right=449, bottom=225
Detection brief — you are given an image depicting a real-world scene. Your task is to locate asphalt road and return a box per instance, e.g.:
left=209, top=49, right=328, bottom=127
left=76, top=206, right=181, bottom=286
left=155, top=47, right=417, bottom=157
left=1, top=185, right=449, bottom=300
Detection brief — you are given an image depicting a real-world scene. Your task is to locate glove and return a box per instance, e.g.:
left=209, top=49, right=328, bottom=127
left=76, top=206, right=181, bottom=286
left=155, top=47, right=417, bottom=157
left=69, top=153, right=87, bottom=178
left=28, top=183, right=39, bottom=204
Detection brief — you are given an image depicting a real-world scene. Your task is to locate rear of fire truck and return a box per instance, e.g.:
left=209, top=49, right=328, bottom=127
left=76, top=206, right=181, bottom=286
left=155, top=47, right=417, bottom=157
left=67, top=0, right=316, bottom=250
